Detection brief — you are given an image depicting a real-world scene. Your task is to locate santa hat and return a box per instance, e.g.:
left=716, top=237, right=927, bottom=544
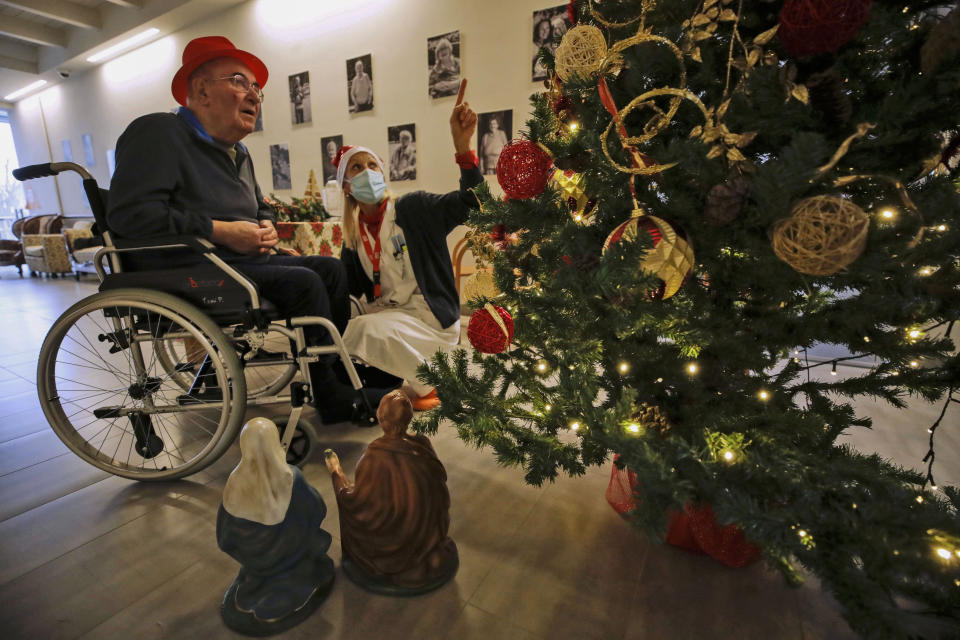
left=334, top=145, right=386, bottom=189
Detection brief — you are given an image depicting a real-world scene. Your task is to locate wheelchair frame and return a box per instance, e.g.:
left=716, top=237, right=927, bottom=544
left=14, top=161, right=375, bottom=480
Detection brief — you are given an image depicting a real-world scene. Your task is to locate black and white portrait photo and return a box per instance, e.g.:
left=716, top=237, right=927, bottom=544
left=270, top=143, right=292, bottom=190
left=532, top=5, right=571, bottom=82
left=388, top=124, right=417, bottom=182
left=288, top=71, right=311, bottom=125
left=478, top=110, right=512, bottom=175
left=321, top=134, right=343, bottom=184
left=427, top=31, right=461, bottom=99
left=347, top=54, right=373, bottom=113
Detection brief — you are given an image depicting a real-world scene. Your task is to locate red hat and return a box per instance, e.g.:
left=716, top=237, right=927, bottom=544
left=171, top=36, right=268, bottom=107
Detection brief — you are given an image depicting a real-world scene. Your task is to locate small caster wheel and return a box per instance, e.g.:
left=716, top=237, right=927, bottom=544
left=274, top=418, right=317, bottom=467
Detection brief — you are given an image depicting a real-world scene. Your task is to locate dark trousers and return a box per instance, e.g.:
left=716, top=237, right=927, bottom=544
left=233, top=255, right=348, bottom=346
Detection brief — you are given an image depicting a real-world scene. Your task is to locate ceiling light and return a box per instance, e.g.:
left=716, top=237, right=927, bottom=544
left=87, top=28, right=161, bottom=63
left=4, top=80, right=47, bottom=101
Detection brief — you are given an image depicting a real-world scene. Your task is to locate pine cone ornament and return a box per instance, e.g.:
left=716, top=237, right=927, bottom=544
left=806, top=67, right=852, bottom=125
left=704, top=177, right=750, bottom=226
left=921, top=5, right=960, bottom=74
left=639, top=403, right=671, bottom=436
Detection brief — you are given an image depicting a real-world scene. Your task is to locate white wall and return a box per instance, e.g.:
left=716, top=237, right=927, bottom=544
left=10, top=0, right=562, bottom=221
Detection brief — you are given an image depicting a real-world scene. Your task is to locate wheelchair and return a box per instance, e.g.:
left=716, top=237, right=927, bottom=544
left=14, top=161, right=377, bottom=481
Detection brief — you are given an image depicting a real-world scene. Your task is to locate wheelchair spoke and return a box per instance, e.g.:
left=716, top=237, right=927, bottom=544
left=39, top=291, right=245, bottom=481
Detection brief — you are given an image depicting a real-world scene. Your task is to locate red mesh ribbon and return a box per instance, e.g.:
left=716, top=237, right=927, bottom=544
left=467, top=304, right=514, bottom=353
left=606, top=458, right=760, bottom=567
left=778, top=0, right=872, bottom=58
left=496, top=140, right=554, bottom=199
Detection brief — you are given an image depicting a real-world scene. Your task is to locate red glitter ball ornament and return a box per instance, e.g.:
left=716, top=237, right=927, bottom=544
left=468, top=304, right=514, bottom=354
left=778, top=0, right=872, bottom=58
left=496, top=140, right=554, bottom=200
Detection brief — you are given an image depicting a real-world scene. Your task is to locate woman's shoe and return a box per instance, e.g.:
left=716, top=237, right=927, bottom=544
left=411, top=390, right=440, bottom=411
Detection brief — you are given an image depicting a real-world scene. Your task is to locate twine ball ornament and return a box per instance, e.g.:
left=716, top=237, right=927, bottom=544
left=778, top=0, right=873, bottom=58
left=496, top=140, right=554, bottom=200
left=462, top=270, right=500, bottom=302
left=555, top=24, right=608, bottom=82
left=603, top=213, right=695, bottom=300
left=468, top=303, right=514, bottom=354
left=771, top=195, right=869, bottom=276
left=550, top=168, right=597, bottom=223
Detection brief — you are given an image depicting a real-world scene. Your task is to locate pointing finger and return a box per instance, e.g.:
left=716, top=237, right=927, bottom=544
left=455, top=78, right=467, bottom=105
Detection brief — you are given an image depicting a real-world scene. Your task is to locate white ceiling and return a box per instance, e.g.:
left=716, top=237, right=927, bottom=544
left=0, top=0, right=246, bottom=103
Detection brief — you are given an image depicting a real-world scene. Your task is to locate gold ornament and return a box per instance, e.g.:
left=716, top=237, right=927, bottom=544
left=462, top=270, right=500, bottom=302
left=603, top=211, right=695, bottom=299
left=555, top=25, right=608, bottom=82
left=771, top=196, right=869, bottom=276
left=549, top=168, right=596, bottom=223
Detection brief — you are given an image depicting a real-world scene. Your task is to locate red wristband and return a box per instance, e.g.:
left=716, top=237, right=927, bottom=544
left=454, top=150, right=479, bottom=169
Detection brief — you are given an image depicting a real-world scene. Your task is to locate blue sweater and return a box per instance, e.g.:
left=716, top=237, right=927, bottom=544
left=342, top=166, right=482, bottom=329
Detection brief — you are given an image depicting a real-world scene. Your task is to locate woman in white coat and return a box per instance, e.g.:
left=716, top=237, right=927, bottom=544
left=337, top=82, right=480, bottom=410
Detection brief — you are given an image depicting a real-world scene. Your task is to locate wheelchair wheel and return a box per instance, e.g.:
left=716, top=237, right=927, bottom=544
left=273, top=417, right=317, bottom=468
left=37, top=289, right=247, bottom=481
left=156, top=323, right=298, bottom=398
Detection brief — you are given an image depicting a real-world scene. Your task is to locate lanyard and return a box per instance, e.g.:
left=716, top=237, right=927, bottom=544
left=359, top=222, right=381, bottom=298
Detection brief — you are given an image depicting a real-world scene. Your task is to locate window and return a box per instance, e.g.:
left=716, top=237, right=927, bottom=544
left=0, top=110, right=25, bottom=239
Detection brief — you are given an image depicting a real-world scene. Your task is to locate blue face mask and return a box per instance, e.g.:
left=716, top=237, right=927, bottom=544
left=349, top=169, right=386, bottom=204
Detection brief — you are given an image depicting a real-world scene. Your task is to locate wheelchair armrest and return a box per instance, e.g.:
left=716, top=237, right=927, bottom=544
left=111, top=235, right=212, bottom=254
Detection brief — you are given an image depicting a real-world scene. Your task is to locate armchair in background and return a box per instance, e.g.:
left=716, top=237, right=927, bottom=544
left=0, top=236, right=24, bottom=276
left=13, top=214, right=71, bottom=277
left=63, top=220, right=103, bottom=280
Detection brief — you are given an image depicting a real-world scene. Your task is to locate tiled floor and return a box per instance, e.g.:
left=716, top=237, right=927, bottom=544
left=0, top=270, right=956, bottom=639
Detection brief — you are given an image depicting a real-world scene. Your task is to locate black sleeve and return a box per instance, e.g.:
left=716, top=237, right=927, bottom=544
left=107, top=114, right=214, bottom=238
left=405, top=165, right=483, bottom=235
left=253, top=174, right=274, bottom=223
left=341, top=247, right=375, bottom=301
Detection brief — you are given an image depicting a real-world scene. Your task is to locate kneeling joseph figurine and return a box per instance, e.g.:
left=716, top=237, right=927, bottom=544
left=325, top=390, right=458, bottom=595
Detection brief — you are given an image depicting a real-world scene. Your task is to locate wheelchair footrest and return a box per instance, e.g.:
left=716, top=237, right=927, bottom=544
left=178, top=390, right=223, bottom=405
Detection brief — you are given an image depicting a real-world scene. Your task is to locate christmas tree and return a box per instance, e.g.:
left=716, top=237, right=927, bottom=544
left=418, top=0, right=960, bottom=636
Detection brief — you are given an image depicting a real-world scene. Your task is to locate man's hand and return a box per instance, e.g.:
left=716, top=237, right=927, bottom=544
left=450, top=79, right=477, bottom=155
left=210, top=219, right=278, bottom=255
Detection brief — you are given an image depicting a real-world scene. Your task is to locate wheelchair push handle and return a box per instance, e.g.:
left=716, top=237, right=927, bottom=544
left=13, top=161, right=93, bottom=182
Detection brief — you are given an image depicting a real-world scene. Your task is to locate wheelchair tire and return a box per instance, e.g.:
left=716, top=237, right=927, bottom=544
left=37, top=289, right=247, bottom=481
left=155, top=323, right=298, bottom=399
left=273, top=417, right=317, bottom=468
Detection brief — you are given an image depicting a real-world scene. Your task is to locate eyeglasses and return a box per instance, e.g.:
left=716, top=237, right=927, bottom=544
left=218, top=73, right=263, bottom=102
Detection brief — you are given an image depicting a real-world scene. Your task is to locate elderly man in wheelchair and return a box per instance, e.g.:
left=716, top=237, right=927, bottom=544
left=15, top=36, right=380, bottom=482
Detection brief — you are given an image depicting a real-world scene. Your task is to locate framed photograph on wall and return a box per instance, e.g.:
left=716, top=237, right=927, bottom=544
left=289, top=71, right=312, bottom=125
left=427, top=31, right=461, bottom=99
left=388, top=124, right=417, bottom=182
left=346, top=54, right=373, bottom=113
left=270, top=143, right=292, bottom=190
left=61, top=140, right=73, bottom=163
left=478, top=110, right=512, bottom=175
left=82, top=133, right=95, bottom=167
left=532, top=5, right=571, bottom=82
left=321, top=134, right=343, bottom=184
